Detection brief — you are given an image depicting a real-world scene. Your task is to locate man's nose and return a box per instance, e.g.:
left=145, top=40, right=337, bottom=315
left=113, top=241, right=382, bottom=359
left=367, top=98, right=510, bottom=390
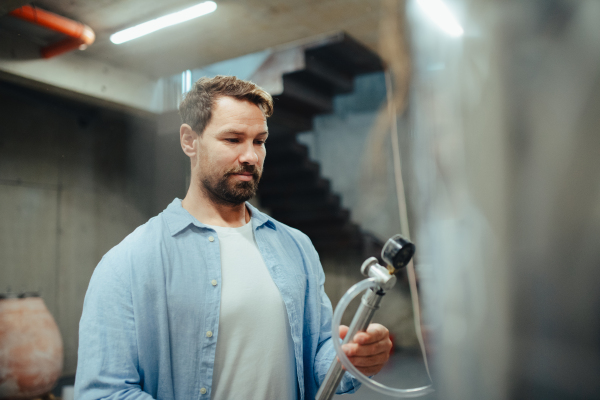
left=238, top=141, right=258, bottom=164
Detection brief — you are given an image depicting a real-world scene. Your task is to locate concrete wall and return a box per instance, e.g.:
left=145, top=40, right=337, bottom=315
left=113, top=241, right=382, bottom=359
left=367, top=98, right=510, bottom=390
left=0, top=81, right=156, bottom=375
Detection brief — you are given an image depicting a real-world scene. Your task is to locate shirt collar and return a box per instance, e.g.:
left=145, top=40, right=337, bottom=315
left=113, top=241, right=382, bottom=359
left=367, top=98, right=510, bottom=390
left=164, top=198, right=276, bottom=236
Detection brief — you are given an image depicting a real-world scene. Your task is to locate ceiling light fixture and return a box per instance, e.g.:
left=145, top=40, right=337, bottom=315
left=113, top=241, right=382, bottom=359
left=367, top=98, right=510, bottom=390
left=110, top=1, right=217, bottom=44
left=417, top=0, right=464, bottom=37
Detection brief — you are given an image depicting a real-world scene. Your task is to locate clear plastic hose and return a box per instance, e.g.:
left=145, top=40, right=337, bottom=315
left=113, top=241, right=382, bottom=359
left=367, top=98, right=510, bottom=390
left=331, top=278, right=435, bottom=398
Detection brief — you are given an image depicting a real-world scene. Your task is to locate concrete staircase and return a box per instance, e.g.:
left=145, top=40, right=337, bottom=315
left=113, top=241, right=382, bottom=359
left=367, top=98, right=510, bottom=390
left=250, top=33, right=384, bottom=253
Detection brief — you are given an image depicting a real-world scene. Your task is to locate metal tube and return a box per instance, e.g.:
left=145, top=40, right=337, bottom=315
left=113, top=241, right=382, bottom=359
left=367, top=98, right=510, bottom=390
left=315, top=288, right=385, bottom=400
left=9, top=5, right=95, bottom=58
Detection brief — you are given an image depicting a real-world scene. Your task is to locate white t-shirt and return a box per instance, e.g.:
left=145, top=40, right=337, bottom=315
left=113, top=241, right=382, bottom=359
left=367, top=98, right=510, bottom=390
left=209, top=220, right=297, bottom=400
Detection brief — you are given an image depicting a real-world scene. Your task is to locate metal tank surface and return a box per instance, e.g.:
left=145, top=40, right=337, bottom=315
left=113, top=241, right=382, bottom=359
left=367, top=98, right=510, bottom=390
left=407, top=0, right=600, bottom=399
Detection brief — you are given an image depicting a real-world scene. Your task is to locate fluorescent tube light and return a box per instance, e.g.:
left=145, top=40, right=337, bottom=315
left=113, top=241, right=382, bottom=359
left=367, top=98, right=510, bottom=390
left=182, top=70, right=192, bottom=94
left=110, top=1, right=217, bottom=44
left=417, top=0, right=464, bottom=37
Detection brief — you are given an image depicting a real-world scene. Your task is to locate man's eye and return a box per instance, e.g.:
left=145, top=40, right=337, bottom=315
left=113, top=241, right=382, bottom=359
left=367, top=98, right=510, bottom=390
left=255, top=140, right=265, bottom=145
left=225, top=138, right=239, bottom=143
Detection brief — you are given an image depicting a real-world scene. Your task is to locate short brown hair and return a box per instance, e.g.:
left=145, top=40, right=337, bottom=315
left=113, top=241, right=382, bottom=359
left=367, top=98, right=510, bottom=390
left=179, top=75, right=273, bottom=134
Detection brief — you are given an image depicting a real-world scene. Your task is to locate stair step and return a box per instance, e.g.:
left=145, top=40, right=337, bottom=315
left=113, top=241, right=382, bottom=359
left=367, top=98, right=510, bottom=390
left=258, top=176, right=330, bottom=193
left=266, top=140, right=309, bottom=163
left=312, top=236, right=364, bottom=252
left=260, top=160, right=320, bottom=181
left=304, top=55, right=354, bottom=94
left=289, top=219, right=348, bottom=233
left=268, top=106, right=313, bottom=133
left=274, top=75, right=334, bottom=114
left=312, top=232, right=362, bottom=243
left=258, top=178, right=331, bottom=197
left=260, top=193, right=340, bottom=209
left=300, top=223, right=362, bottom=240
left=276, top=209, right=350, bottom=226
left=305, top=33, right=383, bottom=76
left=282, top=68, right=352, bottom=99
left=274, top=203, right=344, bottom=217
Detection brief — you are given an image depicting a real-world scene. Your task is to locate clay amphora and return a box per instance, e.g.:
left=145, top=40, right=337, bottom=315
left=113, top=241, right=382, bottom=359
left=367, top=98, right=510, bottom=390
left=0, top=295, right=63, bottom=399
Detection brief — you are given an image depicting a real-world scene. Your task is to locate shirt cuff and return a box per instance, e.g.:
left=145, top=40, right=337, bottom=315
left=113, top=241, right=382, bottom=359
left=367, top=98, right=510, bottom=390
left=336, top=371, right=362, bottom=394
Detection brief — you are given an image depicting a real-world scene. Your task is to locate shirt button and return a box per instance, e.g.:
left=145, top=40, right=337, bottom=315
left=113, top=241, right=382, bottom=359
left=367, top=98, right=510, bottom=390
left=208, top=236, right=215, bottom=242
left=206, top=331, right=213, bottom=338
left=211, top=279, right=217, bottom=286
left=200, top=387, right=207, bottom=394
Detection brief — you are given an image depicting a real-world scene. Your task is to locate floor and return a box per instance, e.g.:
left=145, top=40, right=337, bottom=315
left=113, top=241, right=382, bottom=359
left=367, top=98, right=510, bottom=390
left=333, top=351, right=436, bottom=400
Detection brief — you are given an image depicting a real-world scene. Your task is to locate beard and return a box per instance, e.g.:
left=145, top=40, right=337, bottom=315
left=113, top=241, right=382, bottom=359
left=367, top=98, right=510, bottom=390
left=201, top=164, right=262, bottom=206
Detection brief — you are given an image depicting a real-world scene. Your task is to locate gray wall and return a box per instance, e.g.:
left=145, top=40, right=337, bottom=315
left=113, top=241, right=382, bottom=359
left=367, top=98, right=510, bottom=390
left=0, top=82, right=156, bottom=375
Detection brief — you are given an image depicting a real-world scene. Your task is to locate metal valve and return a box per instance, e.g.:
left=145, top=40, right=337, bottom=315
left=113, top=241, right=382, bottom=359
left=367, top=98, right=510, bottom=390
left=361, top=257, right=396, bottom=291
left=381, top=234, right=415, bottom=275
left=315, top=234, right=419, bottom=400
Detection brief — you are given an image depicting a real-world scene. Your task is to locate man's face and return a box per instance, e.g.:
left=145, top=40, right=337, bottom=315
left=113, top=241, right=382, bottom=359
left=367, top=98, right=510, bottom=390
left=194, top=96, right=268, bottom=206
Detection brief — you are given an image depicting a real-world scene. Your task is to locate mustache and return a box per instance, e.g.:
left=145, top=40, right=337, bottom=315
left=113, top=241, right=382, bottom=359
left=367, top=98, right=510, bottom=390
left=225, top=164, right=261, bottom=178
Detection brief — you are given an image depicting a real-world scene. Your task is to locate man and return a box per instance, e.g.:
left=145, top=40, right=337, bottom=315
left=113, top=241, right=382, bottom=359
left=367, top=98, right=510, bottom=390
left=75, top=76, right=392, bottom=400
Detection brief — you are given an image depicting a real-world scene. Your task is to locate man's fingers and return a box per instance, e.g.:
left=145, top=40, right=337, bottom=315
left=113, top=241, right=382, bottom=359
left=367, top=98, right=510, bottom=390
left=346, top=352, right=389, bottom=367
left=355, top=365, right=385, bottom=376
left=342, top=339, right=391, bottom=357
left=339, top=325, right=349, bottom=341
left=339, top=323, right=392, bottom=377
left=353, top=323, right=389, bottom=345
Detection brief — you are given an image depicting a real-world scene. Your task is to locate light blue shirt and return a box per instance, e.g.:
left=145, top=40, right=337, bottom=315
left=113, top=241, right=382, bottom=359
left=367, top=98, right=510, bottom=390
left=75, top=199, right=360, bottom=400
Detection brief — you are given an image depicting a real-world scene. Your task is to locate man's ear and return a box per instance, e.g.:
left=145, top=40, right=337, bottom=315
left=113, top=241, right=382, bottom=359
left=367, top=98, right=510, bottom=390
left=180, top=124, right=198, bottom=158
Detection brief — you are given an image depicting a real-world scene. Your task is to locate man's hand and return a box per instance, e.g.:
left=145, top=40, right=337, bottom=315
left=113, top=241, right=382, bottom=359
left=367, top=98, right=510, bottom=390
left=339, top=323, right=392, bottom=376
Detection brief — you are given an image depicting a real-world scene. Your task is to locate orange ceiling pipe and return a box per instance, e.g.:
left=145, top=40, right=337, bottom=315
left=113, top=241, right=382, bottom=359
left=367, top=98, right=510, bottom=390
left=9, top=5, right=95, bottom=59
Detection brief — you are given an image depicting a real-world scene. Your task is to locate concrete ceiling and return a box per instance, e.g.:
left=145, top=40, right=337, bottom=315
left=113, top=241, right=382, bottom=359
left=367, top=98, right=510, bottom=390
left=31, top=0, right=383, bottom=78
